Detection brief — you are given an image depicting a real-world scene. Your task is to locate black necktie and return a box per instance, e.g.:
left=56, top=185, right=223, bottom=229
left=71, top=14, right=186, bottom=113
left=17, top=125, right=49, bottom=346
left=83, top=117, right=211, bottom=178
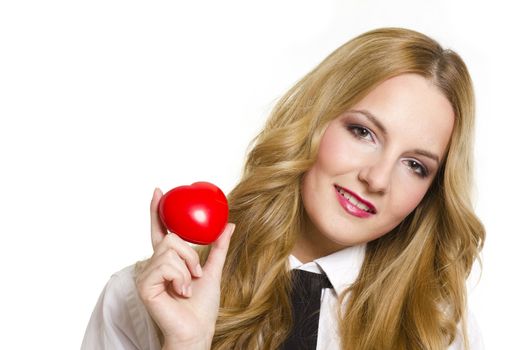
left=281, top=269, right=334, bottom=350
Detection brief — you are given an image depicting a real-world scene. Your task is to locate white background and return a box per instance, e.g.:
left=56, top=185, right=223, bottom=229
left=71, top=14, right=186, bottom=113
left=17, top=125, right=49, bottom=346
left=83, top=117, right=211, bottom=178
left=0, top=1, right=522, bottom=348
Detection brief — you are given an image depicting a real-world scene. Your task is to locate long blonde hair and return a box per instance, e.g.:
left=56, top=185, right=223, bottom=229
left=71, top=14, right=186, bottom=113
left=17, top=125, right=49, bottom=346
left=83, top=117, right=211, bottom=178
left=139, top=27, right=485, bottom=349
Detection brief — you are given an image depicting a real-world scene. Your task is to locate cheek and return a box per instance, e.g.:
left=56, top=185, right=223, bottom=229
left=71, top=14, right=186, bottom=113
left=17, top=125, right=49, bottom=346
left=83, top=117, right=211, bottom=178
left=317, top=133, right=345, bottom=169
left=389, top=182, right=429, bottom=221
left=316, top=130, right=363, bottom=173
left=301, top=167, right=319, bottom=206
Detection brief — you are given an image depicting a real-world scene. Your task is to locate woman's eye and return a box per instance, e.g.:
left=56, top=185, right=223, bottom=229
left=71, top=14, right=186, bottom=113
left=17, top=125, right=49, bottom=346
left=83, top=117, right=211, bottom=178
left=404, top=160, right=429, bottom=178
left=348, top=125, right=374, bottom=142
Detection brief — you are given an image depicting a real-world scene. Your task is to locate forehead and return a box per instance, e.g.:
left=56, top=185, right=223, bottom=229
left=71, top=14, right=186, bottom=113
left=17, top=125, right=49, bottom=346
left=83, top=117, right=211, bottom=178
left=349, top=74, right=455, bottom=158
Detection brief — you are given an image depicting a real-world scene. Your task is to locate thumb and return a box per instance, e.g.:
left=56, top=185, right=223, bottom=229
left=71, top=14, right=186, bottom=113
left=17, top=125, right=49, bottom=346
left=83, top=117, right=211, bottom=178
left=202, top=223, right=236, bottom=278
left=150, top=187, right=166, bottom=250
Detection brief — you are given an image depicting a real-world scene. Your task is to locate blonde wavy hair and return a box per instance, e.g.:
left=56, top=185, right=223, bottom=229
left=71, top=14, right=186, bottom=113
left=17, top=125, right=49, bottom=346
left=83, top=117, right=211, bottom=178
left=138, top=27, right=485, bottom=349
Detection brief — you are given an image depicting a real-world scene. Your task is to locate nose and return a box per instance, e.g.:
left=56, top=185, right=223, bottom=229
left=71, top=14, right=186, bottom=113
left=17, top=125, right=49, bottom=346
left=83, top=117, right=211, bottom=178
left=357, top=157, right=394, bottom=194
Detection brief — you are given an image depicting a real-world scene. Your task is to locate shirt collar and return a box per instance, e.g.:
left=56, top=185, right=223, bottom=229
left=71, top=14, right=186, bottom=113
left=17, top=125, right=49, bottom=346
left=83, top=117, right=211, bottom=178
left=289, top=243, right=367, bottom=296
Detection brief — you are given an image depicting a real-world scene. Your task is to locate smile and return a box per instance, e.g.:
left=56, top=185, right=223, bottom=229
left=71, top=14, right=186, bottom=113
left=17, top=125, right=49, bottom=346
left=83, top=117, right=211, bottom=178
left=334, top=184, right=377, bottom=218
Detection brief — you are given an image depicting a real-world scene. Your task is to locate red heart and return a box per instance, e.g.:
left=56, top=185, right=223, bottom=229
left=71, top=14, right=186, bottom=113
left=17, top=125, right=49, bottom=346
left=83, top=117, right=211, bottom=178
left=158, top=181, right=229, bottom=245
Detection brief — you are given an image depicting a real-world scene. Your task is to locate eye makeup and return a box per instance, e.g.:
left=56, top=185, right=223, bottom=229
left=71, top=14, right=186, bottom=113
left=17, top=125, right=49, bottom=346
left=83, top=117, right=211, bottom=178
left=403, top=159, right=429, bottom=178
left=341, top=115, right=435, bottom=179
left=346, top=124, right=375, bottom=143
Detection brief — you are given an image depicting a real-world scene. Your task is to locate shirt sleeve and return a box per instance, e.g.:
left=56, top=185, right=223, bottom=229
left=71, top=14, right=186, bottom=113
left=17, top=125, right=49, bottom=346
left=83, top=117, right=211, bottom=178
left=80, top=264, right=162, bottom=350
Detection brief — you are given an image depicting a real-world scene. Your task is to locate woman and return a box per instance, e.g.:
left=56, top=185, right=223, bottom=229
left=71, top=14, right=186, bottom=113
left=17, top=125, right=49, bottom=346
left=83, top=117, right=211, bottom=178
left=82, top=27, right=485, bottom=349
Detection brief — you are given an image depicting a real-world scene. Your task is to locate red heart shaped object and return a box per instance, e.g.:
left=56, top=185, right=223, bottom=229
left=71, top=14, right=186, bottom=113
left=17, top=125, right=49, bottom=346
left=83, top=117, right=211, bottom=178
left=158, top=181, right=229, bottom=245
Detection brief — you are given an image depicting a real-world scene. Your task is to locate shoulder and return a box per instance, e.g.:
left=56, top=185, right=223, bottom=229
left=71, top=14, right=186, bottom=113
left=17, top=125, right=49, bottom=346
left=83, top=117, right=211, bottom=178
left=106, top=262, right=163, bottom=345
left=81, top=262, right=161, bottom=350
left=95, top=263, right=141, bottom=325
left=106, top=263, right=137, bottom=297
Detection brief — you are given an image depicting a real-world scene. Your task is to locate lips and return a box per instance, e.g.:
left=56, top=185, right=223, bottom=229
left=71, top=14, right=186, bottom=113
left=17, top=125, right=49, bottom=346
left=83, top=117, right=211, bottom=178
left=334, top=184, right=377, bottom=214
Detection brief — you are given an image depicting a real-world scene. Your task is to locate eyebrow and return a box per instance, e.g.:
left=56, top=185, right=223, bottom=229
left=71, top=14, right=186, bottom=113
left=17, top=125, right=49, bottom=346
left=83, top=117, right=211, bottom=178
left=349, top=109, right=388, bottom=135
left=413, top=149, right=440, bottom=164
left=348, top=108, right=441, bottom=164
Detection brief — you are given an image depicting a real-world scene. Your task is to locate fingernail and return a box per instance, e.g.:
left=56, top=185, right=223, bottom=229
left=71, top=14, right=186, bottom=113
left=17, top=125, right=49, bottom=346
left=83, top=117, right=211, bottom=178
left=195, top=264, right=203, bottom=277
left=186, top=285, right=192, bottom=297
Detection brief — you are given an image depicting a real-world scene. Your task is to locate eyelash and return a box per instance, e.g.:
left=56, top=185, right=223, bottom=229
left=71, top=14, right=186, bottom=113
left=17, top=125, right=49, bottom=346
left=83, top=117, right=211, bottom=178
left=403, top=159, right=429, bottom=178
left=347, top=124, right=374, bottom=142
left=346, top=124, right=430, bottom=178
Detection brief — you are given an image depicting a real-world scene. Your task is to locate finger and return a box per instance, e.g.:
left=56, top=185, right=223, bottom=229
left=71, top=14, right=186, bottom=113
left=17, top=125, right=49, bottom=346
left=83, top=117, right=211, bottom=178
left=152, top=233, right=203, bottom=278
left=137, top=261, right=188, bottom=298
left=202, top=223, right=236, bottom=278
left=141, top=249, right=193, bottom=296
left=150, top=187, right=166, bottom=250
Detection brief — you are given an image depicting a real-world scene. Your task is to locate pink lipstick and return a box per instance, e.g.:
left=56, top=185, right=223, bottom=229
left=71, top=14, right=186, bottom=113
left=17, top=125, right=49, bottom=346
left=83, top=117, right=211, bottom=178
left=334, top=184, right=376, bottom=218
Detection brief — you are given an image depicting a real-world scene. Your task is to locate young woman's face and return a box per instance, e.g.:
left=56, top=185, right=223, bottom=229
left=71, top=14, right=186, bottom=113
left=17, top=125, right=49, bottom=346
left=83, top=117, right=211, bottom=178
left=297, top=73, right=455, bottom=260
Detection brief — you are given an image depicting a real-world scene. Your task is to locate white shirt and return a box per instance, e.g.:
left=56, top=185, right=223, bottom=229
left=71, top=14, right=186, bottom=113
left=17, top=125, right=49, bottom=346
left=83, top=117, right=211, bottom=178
left=81, top=244, right=484, bottom=349
left=290, top=243, right=484, bottom=350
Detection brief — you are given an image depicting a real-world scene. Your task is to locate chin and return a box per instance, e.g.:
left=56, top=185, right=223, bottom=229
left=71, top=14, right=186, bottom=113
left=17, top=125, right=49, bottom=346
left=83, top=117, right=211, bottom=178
left=323, top=223, right=389, bottom=246
left=318, top=228, right=363, bottom=248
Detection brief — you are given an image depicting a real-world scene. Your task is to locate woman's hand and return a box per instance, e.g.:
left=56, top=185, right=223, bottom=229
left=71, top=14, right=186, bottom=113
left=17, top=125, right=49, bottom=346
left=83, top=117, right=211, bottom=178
left=136, top=188, right=235, bottom=349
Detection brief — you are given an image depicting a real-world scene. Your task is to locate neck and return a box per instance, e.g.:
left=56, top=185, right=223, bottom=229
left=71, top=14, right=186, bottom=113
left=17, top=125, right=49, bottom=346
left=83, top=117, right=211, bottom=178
left=292, top=217, right=347, bottom=263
